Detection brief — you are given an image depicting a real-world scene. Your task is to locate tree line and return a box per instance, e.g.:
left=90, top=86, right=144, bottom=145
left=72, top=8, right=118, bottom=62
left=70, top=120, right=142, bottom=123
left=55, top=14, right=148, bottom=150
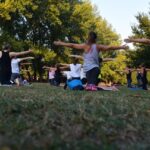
left=0, top=0, right=150, bottom=83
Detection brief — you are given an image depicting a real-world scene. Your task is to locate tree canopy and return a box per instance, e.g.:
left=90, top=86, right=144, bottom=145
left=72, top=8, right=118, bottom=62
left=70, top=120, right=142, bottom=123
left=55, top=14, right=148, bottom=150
left=0, top=0, right=126, bottom=82
left=127, top=11, right=150, bottom=67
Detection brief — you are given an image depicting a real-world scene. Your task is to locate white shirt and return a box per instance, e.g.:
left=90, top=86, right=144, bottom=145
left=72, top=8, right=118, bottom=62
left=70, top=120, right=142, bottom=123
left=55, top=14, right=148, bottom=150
left=69, top=64, right=81, bottom=78
left=11, top=58, right=21, bottom=74
left=80, top=67, right=86, bottom=79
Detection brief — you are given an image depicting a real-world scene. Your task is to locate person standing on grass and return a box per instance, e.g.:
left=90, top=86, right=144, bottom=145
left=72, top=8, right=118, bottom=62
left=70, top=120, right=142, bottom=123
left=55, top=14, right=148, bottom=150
left=10, top=56, right=34, bottom=86
left=124, top=38, right=150, bottom=90
left=125, top=66, right=134, bottom=88
left=0, top=43, right=33, bottom=85
left=54, top=31, right=128, bottom=91
left=136, top=66, right=142, bottom=87
left=140, top=65, right=150, bottom=90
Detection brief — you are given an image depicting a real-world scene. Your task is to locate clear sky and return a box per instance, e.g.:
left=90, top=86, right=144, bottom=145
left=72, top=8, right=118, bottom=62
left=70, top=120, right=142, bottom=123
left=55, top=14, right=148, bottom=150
left=91, top=0, right=149, bottom=40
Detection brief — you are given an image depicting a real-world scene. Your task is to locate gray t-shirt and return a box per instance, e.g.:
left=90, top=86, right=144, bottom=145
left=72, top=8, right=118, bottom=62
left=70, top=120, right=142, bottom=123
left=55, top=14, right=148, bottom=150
left=83, top=44, right=100, bottom=72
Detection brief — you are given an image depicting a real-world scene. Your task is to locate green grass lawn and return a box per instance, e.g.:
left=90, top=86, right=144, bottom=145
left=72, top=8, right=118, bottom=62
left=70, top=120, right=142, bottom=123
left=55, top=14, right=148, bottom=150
left=0, top=83, right=150, bottom=150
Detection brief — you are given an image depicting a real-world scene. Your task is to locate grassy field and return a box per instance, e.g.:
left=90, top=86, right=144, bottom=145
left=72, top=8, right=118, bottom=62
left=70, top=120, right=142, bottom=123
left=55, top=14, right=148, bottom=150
left=0, top=83, right=150, bottom=150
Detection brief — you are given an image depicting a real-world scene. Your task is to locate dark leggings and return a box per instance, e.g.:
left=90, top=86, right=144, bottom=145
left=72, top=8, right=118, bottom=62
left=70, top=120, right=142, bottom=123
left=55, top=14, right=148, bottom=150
left=142, top=79, right=148, bottom=90
left=86, top=67, right=100, bottom=85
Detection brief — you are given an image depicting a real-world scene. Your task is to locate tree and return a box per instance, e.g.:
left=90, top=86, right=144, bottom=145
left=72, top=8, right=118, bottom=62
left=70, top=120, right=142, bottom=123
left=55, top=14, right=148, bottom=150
left=0, top=0, right=122, bottom=82
left=128, top=12, right=150, bottom=67
left=101, top=53, right=127, bottom=84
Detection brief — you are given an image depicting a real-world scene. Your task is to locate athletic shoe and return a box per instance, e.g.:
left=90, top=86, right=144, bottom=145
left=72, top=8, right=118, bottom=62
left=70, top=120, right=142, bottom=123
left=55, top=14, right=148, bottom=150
left=85, top=84, right=92, bottom=91
left=91, top=85, right=97, bottom=91
left=85, top=84, right=97, bottom=91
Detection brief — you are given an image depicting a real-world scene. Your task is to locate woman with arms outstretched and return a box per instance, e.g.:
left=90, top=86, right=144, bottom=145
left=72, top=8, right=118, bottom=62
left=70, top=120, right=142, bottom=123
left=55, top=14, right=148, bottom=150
left=54, top=31, right=128, bottom=91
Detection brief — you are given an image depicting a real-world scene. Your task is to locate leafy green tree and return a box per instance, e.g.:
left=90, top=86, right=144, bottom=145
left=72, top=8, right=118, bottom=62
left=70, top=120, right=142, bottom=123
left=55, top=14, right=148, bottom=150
left=0, top=0, right=124, bottom=82
left=101, top=53, right=127, bottom=84
left=128, top=12, right=150, bottom=67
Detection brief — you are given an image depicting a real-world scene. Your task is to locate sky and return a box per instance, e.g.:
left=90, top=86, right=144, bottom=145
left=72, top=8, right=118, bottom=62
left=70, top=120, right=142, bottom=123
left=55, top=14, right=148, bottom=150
left=91, top=0, right=149, bottom=41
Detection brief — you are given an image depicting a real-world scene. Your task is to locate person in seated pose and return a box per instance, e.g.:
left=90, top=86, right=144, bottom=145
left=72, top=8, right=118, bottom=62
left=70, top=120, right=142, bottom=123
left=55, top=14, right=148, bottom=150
left=43, top=64, right=64, bottom=86
left=54, top=31, right=128, bottom=91
left=43, top=65, right=55, bottom=85
left=60, top=57, right=84, bottom=90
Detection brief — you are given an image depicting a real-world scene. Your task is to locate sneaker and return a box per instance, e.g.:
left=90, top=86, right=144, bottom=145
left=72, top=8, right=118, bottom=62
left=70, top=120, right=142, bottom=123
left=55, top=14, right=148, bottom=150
left=85, top=84, right=92, bottom=91
left=91, top=85, right=97, bottom=91
left=85, top=84, right=97, bottom=91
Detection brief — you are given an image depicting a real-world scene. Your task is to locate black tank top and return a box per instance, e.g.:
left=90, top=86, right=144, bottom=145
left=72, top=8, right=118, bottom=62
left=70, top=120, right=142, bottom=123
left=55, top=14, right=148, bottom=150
left=137, top=72, right=142, bottom=79
left=142, top=69, right=147, bottom=83
left=54, top=69, right=62, bottom=83
left=126, top=70, right=131, bottom=80
left=0, top=51, right=11, bottom=84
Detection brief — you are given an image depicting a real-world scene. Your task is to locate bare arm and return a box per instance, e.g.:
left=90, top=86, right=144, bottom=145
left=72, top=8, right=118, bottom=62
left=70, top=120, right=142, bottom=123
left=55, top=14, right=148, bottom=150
left=19, top=57, right=34, bottom=62
left=97, top=44, right=128, bottom=51
left=43, top=66, right=51, bottom=69
left=69, top=55, right=83, bottom=59
left=20, top=62, right=32, bottom=66
left=59, top=63, right=70, bottom=67
left=124, top=38, right=150, bottom=45
left=59, top=66, right=70, bottom=70
left=103, top=58, right=115, bottom=62
left=54, top=41, right=86, bottom=50
left=9, top=49, right=33, bottom=57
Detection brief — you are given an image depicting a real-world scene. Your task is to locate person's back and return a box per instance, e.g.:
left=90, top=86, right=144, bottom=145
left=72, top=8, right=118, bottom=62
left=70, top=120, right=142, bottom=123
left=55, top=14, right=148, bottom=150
left=83, top=44, right=99, bottom=72
left=142, top=67, right=148, bottom=90
left=70, top=63, right=81, bottom=78
left=0, top=51, right=11, bottom=84
left=126, top=69, right=132, bottom=80
left=10, top=58, right=22, bottom=84
left=136, top=70, right=142, bottom=87
left=11, top=58, right=21, bottom=74
left=54, top=66, right=62, bottom=86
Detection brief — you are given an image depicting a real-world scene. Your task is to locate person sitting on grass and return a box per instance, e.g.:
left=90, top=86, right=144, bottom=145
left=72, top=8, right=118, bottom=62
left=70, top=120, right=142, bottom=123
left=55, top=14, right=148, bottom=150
left=60, top=57, right=83, bottom=90
left=10, top=56, right=34, bottom=86
left=43, top=65, right=55, bottom=85
left=54, top=32, right=128, bottom=91
left=43, top=64, right=64, bottom=86
left=0, top=43, right=33, bottom=85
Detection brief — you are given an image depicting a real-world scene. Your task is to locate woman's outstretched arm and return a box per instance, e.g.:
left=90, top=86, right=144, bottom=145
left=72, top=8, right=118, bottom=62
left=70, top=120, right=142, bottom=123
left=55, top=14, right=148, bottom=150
left=124, top=38, right=150, bottom=45
left=54, top=41, right=85, bottom=50
left=97, top=44, right=128, bottom=51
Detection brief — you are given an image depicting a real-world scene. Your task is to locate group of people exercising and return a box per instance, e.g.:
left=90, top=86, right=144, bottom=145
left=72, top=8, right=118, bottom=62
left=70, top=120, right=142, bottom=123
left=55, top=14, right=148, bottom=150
left=0, top=32, right=149, bottom=90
